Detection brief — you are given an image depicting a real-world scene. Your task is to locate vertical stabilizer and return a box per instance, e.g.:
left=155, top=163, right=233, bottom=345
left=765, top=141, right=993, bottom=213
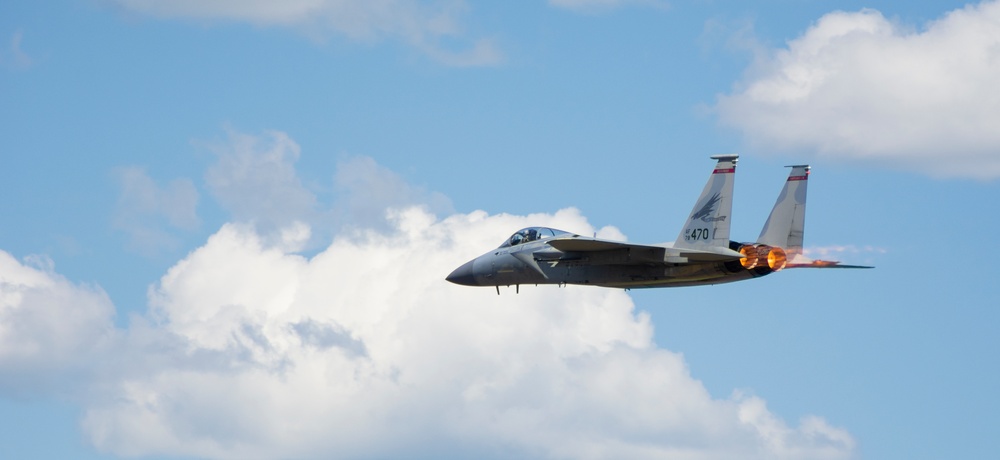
left=674, top=155, right=738, bottom=249
left=757, top=165, right=810, bottom=254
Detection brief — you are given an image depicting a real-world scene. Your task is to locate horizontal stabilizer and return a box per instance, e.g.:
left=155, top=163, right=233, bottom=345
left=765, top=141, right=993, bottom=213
left=784, top=255, right=874, bottom=269
left=786, top=261, right=874, bottom=269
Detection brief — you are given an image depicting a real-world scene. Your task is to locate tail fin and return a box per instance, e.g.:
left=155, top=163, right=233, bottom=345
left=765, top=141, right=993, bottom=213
left=759, top=165, right=875, bottom=269
left=757, top=165, right=810, bottom=255
left=674, top=154, right=738, bottom=249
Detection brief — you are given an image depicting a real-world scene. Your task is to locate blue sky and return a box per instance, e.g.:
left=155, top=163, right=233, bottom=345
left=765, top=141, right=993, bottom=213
left=1, top=0, right=998, bottom=459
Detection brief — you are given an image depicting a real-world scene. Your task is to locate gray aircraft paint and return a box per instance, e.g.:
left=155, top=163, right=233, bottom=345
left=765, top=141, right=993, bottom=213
left=757, top=165, right=810, bottom=252
left=446, top=156, right=871, bottom=292
left=673, top=154, right=737, bottom=250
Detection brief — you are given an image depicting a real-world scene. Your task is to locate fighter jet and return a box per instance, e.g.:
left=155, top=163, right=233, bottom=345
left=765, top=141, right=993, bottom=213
left=446, top=155, right=871, bottom=293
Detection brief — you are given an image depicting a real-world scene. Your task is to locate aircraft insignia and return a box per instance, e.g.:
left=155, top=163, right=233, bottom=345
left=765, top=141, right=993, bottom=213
left=691, top=193, right=721, bottom=221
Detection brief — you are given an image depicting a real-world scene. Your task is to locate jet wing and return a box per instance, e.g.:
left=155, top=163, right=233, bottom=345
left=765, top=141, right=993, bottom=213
left=546, top=237, right=743, bottom=264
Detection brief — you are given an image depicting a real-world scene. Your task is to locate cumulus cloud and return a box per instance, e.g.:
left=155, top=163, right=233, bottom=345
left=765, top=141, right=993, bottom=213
left=0, top=252, right=116, bottom=396
left=715, top=1, right=1000, bottom=179
left=106, top=0, right=502, bottom=67
left=77, top=207, right=853, bottom=459
left=3, top=130, right=854, bottom=458
left=114, top=166, right=200, bottom=254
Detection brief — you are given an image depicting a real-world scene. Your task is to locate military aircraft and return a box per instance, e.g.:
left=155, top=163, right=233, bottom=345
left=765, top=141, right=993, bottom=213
left=446, top=154, right=871, bottom=293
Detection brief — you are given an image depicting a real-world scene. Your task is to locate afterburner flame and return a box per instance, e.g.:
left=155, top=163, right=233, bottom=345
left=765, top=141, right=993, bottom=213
left=739, top=245, right=759, bottom=269
left=767, top=246, right=787, bottom=271
left=738, top=244, right=788, bottom=271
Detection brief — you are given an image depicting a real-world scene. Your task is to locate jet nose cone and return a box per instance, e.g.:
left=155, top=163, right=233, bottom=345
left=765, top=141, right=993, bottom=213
left=446, top=260, right=477, bottom=286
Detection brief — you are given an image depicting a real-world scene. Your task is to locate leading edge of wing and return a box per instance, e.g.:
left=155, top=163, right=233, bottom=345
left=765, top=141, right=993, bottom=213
left=546, top=237, right=743, bottom=264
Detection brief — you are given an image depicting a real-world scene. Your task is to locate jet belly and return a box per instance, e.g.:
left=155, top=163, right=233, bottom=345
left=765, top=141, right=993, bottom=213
left=547, top=260, right=755, bottom=288
left=594, top=263, right=758, bottom=288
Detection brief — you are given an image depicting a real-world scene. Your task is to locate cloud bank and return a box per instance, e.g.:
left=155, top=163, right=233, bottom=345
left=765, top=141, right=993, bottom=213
left=1, top=129, right=854, bottom=459
left=716, top=1, right=1000, bottom=179
left=107, top=0, right=502, bottom=67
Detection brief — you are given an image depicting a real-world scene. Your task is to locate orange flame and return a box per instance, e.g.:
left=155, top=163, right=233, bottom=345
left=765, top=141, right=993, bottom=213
left=739, top=245, right=758, bottom=269
left=767, top=246, right=787, bottom=271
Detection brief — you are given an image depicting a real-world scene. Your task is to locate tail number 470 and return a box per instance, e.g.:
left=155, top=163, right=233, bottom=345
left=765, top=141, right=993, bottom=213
left=685, top=228, right=711, bottom=241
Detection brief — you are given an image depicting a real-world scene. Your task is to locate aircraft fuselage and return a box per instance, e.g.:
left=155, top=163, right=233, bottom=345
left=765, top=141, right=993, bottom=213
left=446, top=155, right=871, bottom=292
left=447, top=238, right=771, bottom=289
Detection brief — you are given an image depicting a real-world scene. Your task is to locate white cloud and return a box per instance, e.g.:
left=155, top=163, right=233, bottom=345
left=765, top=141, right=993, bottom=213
left=71, top=206, right=854, bottom=459
left=204, top=129, right=318, bottom=236
left=114, top=166, right=200, bottom=254
left=333, top=155, right=453, bottom=232
left=3, top=131, right=854, bottom=458
left=715, top=1, right=1000, bottom=179
left=0, top=252, right=117, bottom=396
left=107, top=0, right=502, bottom=67
left=202, top=129, right=455, bottom=245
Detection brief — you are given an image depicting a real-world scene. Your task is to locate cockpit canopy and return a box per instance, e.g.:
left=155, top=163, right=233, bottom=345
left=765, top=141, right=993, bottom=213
left=498, top=227, right=570, bottom=248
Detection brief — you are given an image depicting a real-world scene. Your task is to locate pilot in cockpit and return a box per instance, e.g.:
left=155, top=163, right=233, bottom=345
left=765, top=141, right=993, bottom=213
left=524, top=228, right=538, bottom=243
left=509, top=228, right=536, bottom=246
